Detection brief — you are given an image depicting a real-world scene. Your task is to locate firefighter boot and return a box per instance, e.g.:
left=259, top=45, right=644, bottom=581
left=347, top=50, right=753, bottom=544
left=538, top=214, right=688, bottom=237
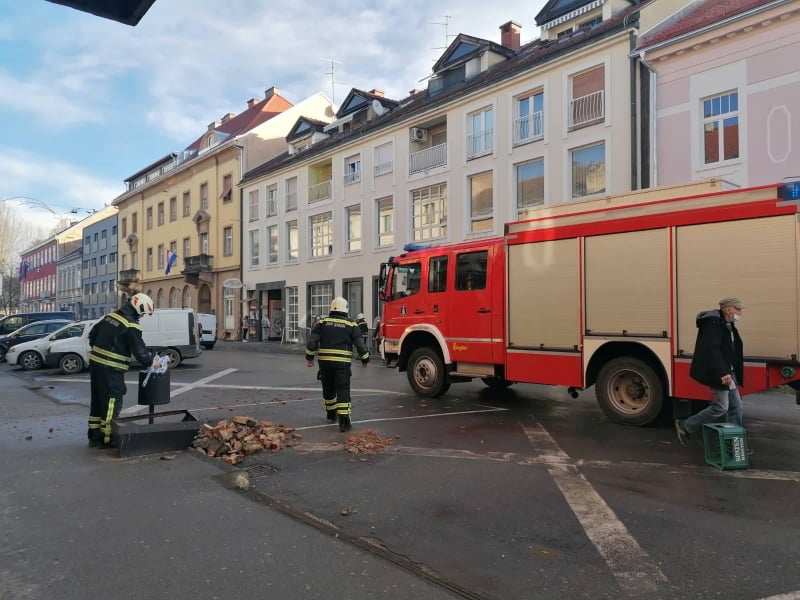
left=326, top=410, right=337, bottom=423
left=338, top=414, right=351, bottom=432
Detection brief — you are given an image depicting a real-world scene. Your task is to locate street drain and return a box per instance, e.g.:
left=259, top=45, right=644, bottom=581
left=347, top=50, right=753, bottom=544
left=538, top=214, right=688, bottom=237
left=245, top=464, right=278, bottom=479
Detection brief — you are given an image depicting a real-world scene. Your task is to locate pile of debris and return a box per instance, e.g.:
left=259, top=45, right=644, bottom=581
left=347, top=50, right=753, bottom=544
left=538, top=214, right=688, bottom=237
left=192, top=416, right=301, bottom=465
left=344, top=430, right=393, bottom=455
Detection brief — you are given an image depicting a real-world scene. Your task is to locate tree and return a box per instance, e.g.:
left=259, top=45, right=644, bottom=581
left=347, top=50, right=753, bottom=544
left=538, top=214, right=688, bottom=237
left=0, top=203, right=47, bottom=314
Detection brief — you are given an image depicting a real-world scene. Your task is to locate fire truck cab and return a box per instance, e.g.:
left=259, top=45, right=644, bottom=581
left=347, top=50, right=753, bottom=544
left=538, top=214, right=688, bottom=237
left=379, top=178, right=800, bottom=426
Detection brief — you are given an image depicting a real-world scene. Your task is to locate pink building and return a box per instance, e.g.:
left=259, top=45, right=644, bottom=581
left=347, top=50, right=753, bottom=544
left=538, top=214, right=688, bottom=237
left=636, top=0, right=800, bottom=188
left=19, top=239, right=58, bottom=312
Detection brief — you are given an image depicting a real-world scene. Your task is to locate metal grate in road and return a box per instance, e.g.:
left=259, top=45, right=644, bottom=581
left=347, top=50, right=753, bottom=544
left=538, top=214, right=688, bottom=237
left=245, top=464, right=278, bottom=479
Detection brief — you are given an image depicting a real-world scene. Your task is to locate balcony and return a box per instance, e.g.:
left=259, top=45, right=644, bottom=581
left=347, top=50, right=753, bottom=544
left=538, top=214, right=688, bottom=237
left=182, top=253, right=213, bottom=274
left=569, top=90, right=604, bottom=129
left=343, top=169, right=361, bottom=185
left=466, top=128, right=493, bottom=159
left=308, top=179, right=332, bottom=203
left=514, top=111, right=544, bottom=145
left=118, top=268, right=140, bottom=286
left=409, top=143, right=447, bottom=175
left=374, top=159, right=393, bottom=177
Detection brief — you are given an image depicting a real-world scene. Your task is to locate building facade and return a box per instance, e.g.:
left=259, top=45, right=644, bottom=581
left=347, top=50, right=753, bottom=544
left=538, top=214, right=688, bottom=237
left=637, top=0, right=800, bottom=188
left=112, top=88, right=334, bottom=340
left=81, top=211, right=118, bottom=318
left=240, top=0, right=650, bottom=342
left=19, top=238, right=58, bottom=312
left=56, top=247, right=82, bottom=318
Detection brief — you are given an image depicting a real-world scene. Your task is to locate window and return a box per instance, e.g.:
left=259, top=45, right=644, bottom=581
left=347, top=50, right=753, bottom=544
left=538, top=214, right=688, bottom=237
left=267, top=225, right=278, bottom=264
left=428, top=256, right=448, bottom=293
left=121, top=218, right=127, bottom=238
left=169, top=197, right=177, bottom=221
left=411, top=183, right=447, bottom=242
left=703, top=91, right=739, bottom=164
left=309, top=211, right=333, bottom=258
left=248, top=189, right=259, bottom=222
left=170, top=240, right=177, bottom=255
left=287, top=220, right=298, bottom=262
left=344, top=154, right=361, bottom=185
left=516, top=159, right=544, bottom=215
left=99, top=254, right=107, bottom=265
left=182, top=286, right=192, bottom=309
left=221, top=174, right=232, bottom=202
left=199, top=232, right=209, bottom=254
left=346, top=205, right=361, bottom=252
left=249, top=230, right=259, bottom=266
left=469, top=171, right=493, bottom=233
left=223, top=226, right=233, bottom=256
left=266, top=185, right=278, bottom=217
left=157, top=202, right=164, bottom=226
left=200, top=182, right=209, bottom=209
left=157, top=244, right=165, bottom=269
left=146, top=207, right=153, bottom=229
left=182, top=191, right=191, bottom=217
left=456, top=251, right=488, bottom=290
left=467, top=107, right=493, bottom=158
left=131, top=250, right=138, bottom=269
left=146, top=247, right=153, bottom=271
left=569, top=65, right=604, bottom=128
left=170, top=287, right=179, bottom=308
left=112, top=224, right=117, bottom=236
left=285, top=286, right=299, bottom=342
left=309, top=283, right=334, bottom=326
left=224, top=287, right=234, bottom=330
left=515, top=91, right=544, bottom=144
left=183, top=237, right=191, bottom=257
left=285, top=177, right=298, bottom=212
left=377, top=196, right=393, bottom=248
left=84, top=236, right=90, bottom=250
left=374, top=142, right=393, bottom=176
left=571, top=142, right=605, bottom=198
left=132, top=212, right=138, bottom=233
left=122, top=254, right=128, bottom=269
left=109, top=252, right=117, bottom=263
left=391, top=263, right=421, bottom=299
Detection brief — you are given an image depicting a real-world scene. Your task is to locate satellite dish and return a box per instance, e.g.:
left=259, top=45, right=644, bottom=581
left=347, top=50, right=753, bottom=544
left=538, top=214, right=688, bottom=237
left=372, top=99, right=385, bottom=116
left=222, top=278, right=243, bottom=289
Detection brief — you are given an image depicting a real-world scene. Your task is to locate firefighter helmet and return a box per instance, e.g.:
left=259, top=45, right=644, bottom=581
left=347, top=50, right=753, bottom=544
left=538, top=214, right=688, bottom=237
left=330, top=297, right=348, bottom=313
left=130, top=292, right=154, bottom=316
left=356, top=313, right=365, bottom=320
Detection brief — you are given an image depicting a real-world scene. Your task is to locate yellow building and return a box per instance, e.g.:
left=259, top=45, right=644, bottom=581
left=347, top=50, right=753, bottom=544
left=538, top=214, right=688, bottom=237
left=112, top=87, right=333, bottom=338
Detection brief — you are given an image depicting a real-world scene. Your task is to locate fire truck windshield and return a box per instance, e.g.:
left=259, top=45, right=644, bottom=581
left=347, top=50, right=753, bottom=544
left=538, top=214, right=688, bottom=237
left=389, top=263, right=421, bottom=300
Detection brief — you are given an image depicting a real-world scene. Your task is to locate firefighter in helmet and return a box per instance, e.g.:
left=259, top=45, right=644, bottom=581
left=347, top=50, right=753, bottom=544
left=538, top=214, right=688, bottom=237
left=305, top=297, right=370, bottom=431
left=87, top=292, right=154, bottom=448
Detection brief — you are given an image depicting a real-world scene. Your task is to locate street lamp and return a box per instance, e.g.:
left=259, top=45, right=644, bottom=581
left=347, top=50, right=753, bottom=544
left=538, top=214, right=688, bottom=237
left=1, top=196, right=59, bottom=214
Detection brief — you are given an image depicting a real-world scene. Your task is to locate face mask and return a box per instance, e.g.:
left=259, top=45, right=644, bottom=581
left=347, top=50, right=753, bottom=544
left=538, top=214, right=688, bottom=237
left=732, top=314, right=741, bottom=322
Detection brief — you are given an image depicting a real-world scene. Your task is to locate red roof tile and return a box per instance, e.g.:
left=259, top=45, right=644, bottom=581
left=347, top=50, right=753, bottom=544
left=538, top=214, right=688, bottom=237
left=638, top=0, right=776, bottom=49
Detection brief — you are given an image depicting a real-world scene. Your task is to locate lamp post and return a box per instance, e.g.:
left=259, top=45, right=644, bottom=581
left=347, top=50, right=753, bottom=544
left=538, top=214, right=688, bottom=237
left=0, top=196, right=59, bottom=214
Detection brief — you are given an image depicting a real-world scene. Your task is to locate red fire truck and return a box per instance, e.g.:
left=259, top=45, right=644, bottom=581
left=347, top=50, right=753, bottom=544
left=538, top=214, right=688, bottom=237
left=378, top=179, right=800, bottom=425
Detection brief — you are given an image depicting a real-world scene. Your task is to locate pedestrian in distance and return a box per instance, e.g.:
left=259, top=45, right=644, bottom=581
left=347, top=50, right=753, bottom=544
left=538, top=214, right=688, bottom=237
left=87, top=293, right=154, bottom=448
left=305, top=297, right=370, bottom=432
left=356, top=313, right=369, bottom=348
left=675, top=297, right=745, bottom=445
left=241, top=314, right=249, bottom=342
left=372, top=315, right=382, bottom=352
left=262, top=313, right=270, bottom=342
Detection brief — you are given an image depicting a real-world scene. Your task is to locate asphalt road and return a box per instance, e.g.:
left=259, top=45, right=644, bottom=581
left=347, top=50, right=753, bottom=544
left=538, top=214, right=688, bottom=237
left=5, top=344, right=800, bottom=600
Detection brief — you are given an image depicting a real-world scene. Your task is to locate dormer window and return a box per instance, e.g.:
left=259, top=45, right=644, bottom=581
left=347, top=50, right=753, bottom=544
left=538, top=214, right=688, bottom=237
left=206, top=135, right=214, bottom=148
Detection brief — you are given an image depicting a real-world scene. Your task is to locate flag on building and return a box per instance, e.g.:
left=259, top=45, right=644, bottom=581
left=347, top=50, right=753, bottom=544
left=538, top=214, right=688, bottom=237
left=165, top=250, right=177, bottom=275
left=19, top=261, right=29, bottom=280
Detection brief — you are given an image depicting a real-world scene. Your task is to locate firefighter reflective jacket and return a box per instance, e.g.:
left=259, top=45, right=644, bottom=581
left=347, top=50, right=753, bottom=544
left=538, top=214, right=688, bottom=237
left=89, top=304, right=152, bottom=371
left=306, top=312, right=369, bottom=365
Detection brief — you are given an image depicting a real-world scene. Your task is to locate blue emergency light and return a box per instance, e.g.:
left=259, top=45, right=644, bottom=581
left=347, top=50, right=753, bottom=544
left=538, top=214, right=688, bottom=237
left=780, top=178, right=800, bottom=200
left=403, top=243, right=433, bottom=252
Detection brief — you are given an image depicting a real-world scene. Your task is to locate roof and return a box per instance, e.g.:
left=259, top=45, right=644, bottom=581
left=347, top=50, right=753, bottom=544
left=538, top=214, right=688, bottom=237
left=286, top=117, right=329, bottom=143
left=431, top=34, right=515, bottom=74
left=241, top=4, right=640, bottom=185
left=335, top=88, right=400, bottom=119
left=183, top=92, right=293, bottom=153
left=637, top=0, right=777, bottom=49
left=124, top=153, right=177, bottom=184
left=536, top=0, right=600, bottom=27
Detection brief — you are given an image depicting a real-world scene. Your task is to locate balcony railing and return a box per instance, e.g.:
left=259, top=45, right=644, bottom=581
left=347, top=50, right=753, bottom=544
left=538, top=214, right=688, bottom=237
left=285, top=191, right=297, bottom=211
left=409, top=143, right=447, bottom=175
left=343, top=170, right=361, bottom=185
left=514, top=111, right=544, bottom=144
left=374, top=160, right=393, bottom=177
left=266, top=197, right=277, bottom=217
left=466, top=129, right=493, bottom=159
left=182, top=254, right=213, bottom=274
left=308, top=179, right=332, bottom=203
left=118, top=268, right=140, bottom=285
left=569, top=90, right=604, bottom=129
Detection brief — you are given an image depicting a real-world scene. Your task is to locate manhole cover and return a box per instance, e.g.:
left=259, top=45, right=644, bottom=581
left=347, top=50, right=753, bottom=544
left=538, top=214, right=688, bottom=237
left=245, top=464, right=278, bottom=478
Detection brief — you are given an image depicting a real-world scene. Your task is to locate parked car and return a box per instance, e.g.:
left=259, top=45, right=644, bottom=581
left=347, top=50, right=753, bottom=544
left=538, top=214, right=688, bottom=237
left=6, top=320, right=94, bottom=371
left=197, top=312, right=217, bottom=350
left=0, top=311, right=75, bottom=336
left=47, top=309, right=201, bottom=372
left=45, top=320, right=99, bottom=374
left=0, top=320, right=74, bottom=362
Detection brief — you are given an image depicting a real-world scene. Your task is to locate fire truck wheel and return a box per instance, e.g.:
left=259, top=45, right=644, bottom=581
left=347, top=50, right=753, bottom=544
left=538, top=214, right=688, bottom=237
left=481, top=377, right=513, bottom=389
left=407, top=347, right=450, bottom=397
left=595, top=357, right=664, bottom=426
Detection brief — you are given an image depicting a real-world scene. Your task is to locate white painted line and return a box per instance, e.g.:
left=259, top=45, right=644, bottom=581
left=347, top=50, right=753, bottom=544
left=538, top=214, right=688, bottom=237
left=758, top=592, right=800, bottom=600
left=200, top=383, right=407, bottom=395
left=121, top=368, right=238, bottom=416
left=296, top=407, right=508, bottom=430
left=522, top=422, right=668, bottom=594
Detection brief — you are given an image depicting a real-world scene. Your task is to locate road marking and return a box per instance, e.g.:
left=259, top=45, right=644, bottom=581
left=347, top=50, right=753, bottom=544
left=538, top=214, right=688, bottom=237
left=120, top=368, right=238, bottom=416
left=296, top=407, right=509, bottom=430
left=200, top=383, right=407, bottom=395
left=759, top=592, right=800, bottom=600
left=522, top=422, right=668, bottom=594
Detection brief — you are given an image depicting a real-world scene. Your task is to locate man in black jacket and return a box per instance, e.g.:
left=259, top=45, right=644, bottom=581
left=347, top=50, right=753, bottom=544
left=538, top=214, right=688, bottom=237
left=305, top=297, right=369, bottom=432
left=675, top=297, right=745, bottom=444
left=87, top=293, right=154, bottom=448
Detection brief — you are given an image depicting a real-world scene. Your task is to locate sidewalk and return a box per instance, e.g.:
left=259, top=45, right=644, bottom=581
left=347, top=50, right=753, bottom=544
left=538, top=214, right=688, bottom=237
left=0, top=368, right=454, bottom=600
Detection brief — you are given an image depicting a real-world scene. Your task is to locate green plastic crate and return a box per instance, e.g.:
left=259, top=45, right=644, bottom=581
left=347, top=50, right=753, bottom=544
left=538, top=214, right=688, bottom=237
left=703, top=423, right=749, bottom=470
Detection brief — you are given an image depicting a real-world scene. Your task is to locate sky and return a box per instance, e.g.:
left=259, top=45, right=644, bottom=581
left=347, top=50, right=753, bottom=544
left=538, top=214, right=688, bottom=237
left=0, top=0, right=547, bottom=230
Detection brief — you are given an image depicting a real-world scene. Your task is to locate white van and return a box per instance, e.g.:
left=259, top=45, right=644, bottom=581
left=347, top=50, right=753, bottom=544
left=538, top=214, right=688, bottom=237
left=196, top=312, right=217, bottom=350
left=48, top=309, right=201, bottom=373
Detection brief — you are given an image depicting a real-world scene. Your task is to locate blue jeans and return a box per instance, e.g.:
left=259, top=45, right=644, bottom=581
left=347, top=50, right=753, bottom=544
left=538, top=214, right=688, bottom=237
left=684, top=385, right=744, bottom=434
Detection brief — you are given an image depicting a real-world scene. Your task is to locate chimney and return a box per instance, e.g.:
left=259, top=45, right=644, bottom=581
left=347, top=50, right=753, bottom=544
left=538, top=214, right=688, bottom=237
left=264, top=86, right=280, bottom=99
left=207, top=120, right=219, bottom=131
left=500, top=20, right=522, bottom=51
left=220, top=112, right=235, bottom=123
left=368, top=89, right=385, bottom=98
left=246, top=97, right=258, bottom=108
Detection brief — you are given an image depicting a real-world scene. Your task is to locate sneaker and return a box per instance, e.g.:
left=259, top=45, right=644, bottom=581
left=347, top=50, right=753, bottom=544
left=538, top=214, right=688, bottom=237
left=326, top=410, right=337, bottom=423
left=338, top=415, right=352, bottom=432
left=674, top=419, right=690, bottom=446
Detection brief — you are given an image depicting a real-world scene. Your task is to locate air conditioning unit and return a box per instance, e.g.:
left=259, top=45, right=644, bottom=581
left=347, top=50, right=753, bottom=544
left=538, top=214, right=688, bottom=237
left=410, top=127, right=428, bottom=142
